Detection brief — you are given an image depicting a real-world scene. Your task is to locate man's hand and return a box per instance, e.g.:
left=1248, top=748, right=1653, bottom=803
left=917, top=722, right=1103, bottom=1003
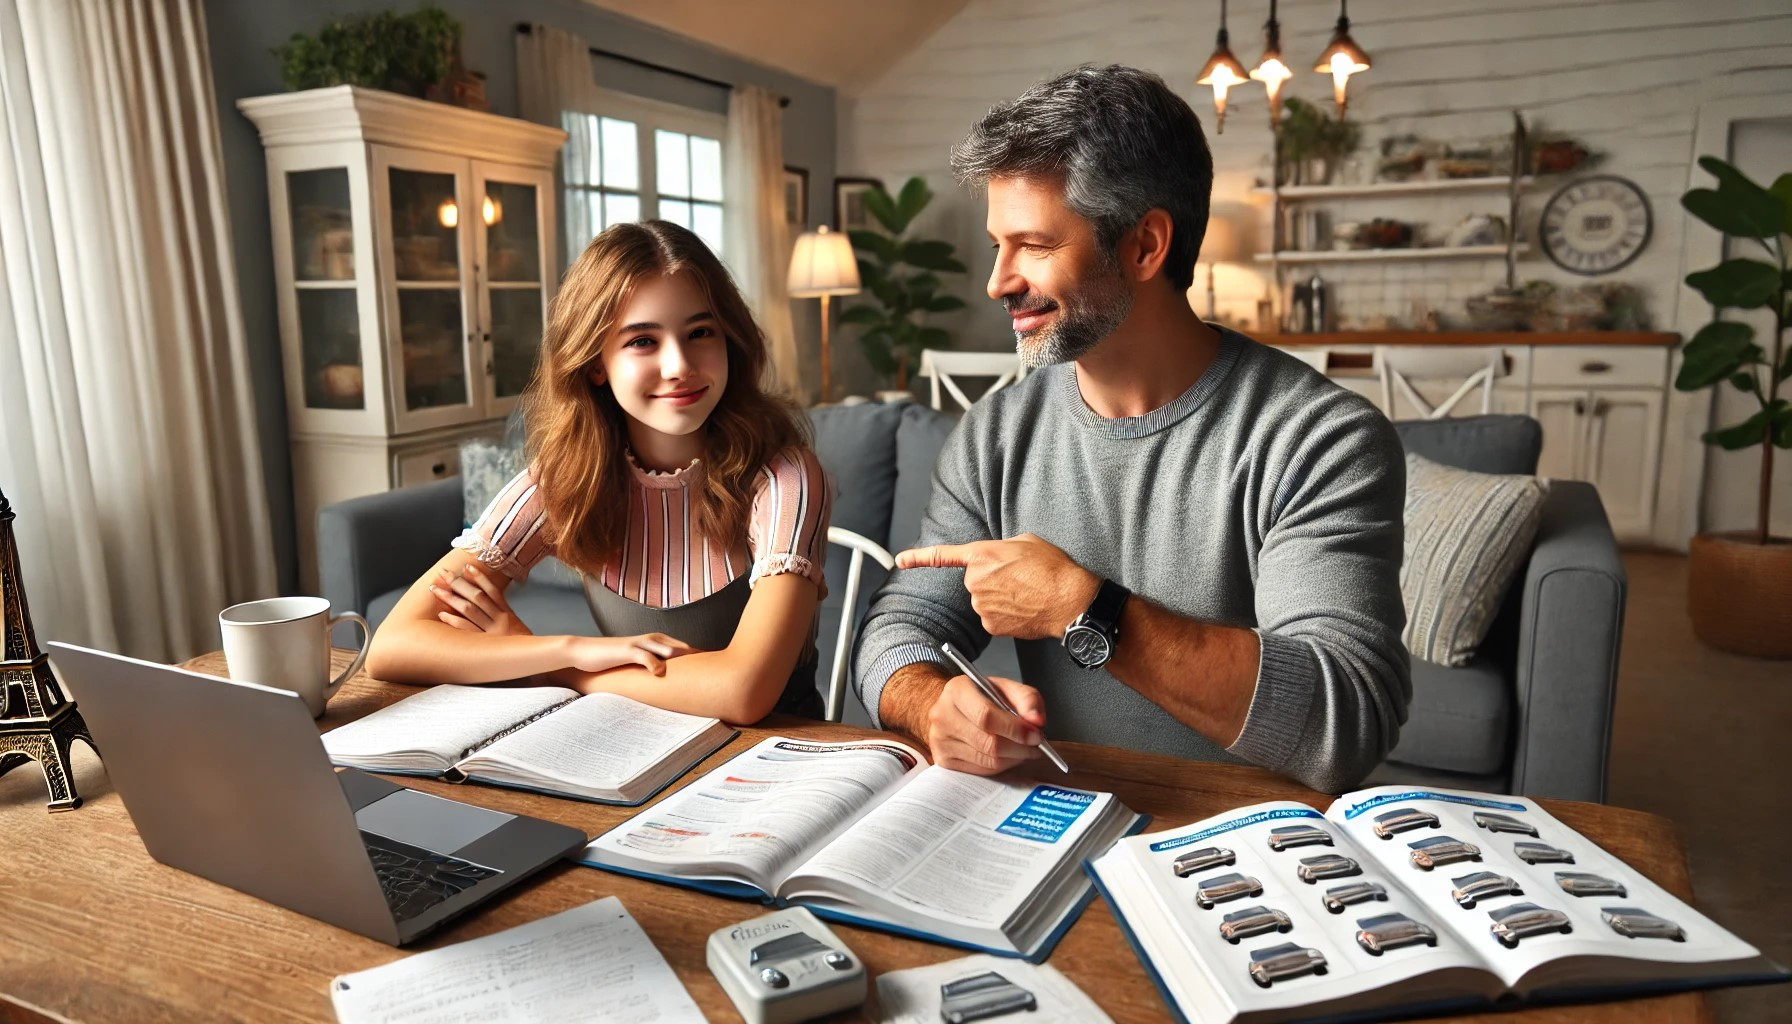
left=896, top=534, right=1100, bottom=640
left=887, top=665, right=1048, bottom=774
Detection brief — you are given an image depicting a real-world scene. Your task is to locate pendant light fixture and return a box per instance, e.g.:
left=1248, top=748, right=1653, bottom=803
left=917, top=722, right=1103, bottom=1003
left=1196, top=0, right=1251, bottom=134
left=1248, top=0, right=1292, bottom=128
left=1313, top=0, right=1371, bottom=117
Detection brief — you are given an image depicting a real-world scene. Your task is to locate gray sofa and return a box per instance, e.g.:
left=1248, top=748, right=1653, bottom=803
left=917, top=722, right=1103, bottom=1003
left=319, top=406, right=1622, bottom=802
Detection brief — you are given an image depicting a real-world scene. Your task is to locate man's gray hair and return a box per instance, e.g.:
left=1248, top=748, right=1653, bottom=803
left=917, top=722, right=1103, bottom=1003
left=951, top=64, right=1212, bottom=291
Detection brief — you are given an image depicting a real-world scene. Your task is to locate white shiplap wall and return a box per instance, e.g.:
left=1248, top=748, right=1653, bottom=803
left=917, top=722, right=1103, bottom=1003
left=836, top=0, right=1792, bottom=535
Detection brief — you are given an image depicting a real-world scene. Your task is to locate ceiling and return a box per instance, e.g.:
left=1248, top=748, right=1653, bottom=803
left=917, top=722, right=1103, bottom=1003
left=578, top=0, right=971, bottom=93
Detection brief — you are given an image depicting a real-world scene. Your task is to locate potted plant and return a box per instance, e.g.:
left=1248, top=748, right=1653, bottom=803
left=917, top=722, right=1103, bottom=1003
left=840, top=178, right=969, bottom=393
left=1276, top=98, right=1360, bottom=186
left=274, top=5, right=461, bottom=99
left=1675, top=155, right=1792, bottom=658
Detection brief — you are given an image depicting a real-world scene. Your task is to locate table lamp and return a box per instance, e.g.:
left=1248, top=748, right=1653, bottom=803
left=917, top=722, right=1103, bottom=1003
left=787, top=226, right=860, bottom=404
left=1195, top=214, right=1248, bottom=321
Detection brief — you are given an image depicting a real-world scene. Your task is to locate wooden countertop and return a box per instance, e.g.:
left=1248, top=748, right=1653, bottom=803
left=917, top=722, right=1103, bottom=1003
left=1259, top=331, right=1679, bottom=347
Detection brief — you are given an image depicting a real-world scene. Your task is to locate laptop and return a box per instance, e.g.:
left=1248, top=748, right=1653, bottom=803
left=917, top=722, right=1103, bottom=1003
left=46, top=642, right=588, bottom=946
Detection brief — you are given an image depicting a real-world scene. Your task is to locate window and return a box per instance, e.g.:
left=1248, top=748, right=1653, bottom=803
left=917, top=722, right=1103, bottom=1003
left=560, top=91, right=726, bottom=267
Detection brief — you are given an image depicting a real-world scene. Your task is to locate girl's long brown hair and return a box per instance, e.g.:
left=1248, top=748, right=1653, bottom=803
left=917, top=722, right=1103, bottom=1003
left=525, top=220, right=806, bottom=577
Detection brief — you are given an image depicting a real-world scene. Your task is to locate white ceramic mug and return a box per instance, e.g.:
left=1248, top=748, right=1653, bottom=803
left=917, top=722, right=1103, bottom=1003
left=219, top=596, right=370, bottom=717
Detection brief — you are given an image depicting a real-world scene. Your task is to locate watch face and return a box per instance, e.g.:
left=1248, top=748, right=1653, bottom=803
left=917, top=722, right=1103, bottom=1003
left=1065, top=625, right=1112, bottom=668
left=1538, top=175, right=1651, bottom=276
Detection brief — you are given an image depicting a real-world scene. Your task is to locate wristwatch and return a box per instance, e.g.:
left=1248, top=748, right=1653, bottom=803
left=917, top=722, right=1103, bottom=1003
left=1063, top=578, right=1130, bottom=670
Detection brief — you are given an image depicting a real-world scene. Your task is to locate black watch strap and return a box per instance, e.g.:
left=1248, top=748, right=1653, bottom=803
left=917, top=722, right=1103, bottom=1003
left=1085, top=578, right=1131, bottom=630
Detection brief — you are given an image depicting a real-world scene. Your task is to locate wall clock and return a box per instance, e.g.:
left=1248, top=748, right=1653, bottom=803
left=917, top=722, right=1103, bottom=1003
left=1538, top=175, right=1652, bottom=276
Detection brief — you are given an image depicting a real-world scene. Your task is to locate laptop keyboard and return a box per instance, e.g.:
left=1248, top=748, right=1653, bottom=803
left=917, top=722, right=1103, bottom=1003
left=361, top=831, right=502, bottom=922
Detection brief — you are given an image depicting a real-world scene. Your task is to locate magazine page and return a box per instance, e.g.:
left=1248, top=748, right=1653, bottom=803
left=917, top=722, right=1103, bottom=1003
left=321, top=685, right=577, bottom=774
left=581, top=736, right=927, bottom=896
left=457, top=692, right=725, bottom=802
left=1326, top=786, right=1776, bottom=996
left=1089, top=801, right=1500, bottom=1024
left=779, top=769, right=1129, bottom=954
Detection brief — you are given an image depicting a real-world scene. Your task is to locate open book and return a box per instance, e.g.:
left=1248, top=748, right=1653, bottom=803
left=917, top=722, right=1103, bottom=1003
left=320, top=684, right=736, bottom=806
left=1087, top=785, right=1788, bottom=1024
left=581, top=735, right=1147, bottom=961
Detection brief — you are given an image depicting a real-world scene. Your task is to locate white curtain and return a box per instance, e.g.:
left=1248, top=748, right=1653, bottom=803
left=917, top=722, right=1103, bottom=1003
left=516, top=24, right=603, bottom=270
left=724, top=87, right=802, bottom=401
left=0, top=0, right=275, bottom=662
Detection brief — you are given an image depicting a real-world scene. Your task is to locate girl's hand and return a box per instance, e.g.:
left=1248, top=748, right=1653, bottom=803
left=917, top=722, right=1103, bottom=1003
left=567, top=633, right=701, bottom=676
left=429, top=564, right=533, bottom=636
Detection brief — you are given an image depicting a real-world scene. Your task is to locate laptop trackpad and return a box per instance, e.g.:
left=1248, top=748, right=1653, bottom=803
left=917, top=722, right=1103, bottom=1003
left=356, top=789, right=516, bottom=854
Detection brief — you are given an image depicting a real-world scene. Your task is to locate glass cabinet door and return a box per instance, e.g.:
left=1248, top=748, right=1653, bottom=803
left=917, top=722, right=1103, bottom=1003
left=475, top=164, right=555, bottom=413
left=382, top=159, right=473, bottom=425
left=287, top=168, right=363, bottom=411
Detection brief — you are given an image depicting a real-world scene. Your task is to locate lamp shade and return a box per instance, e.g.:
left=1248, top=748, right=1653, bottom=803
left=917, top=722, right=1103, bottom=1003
left=788, top=225, right=861, bottom=298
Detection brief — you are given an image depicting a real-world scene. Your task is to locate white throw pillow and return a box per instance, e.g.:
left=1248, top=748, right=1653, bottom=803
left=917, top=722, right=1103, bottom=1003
left=1401, top=452, right=1548, bottom=667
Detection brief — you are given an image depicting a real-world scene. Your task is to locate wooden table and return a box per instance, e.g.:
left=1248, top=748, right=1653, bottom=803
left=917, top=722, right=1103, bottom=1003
left=0, top=652, right=1713, bottom=1024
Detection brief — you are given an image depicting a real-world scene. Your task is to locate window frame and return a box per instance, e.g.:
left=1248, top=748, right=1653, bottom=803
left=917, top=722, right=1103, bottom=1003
left=561, top=88, right=728, bottom=266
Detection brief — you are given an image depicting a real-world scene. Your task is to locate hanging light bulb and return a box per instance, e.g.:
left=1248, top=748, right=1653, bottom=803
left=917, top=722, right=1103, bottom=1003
left=482, top=195, right=502, bottom=226
left=1196, top=0, right=1252, bottom=134
left=1313, top=0, right=1371, bottom=118
left=436, top=198, right=459, bottom=228
left=1249, top=0, right=1292, bottom=128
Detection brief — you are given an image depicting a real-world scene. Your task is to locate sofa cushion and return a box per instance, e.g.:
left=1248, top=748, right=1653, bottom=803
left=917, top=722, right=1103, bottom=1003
left=1402, top=452, right=1546, bottom=667
left=807, top=402, right=903, bottom=548
left=1394, top=414, right=1541, bottom=476
left=1383, top=652, right=1511, bottom=776
left=891, top=403, right=958, bottom=553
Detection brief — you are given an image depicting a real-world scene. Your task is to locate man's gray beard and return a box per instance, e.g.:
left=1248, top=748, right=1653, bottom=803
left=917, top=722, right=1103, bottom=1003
left=1015, top=266, right=1133, bottom=368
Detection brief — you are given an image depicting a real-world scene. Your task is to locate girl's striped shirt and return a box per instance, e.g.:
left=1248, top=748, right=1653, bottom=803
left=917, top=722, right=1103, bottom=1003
left=452, top=447, right=830, bottom=607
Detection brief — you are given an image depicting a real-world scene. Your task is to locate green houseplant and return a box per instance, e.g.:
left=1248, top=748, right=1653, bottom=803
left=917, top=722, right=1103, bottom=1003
left=1675, top=155, right=1792, bottom=658
left=274, top=5, right=460, bottom=98
left=840, top=178, right=969, bottom=390
left=1275, top=97, right=1360, bottom=186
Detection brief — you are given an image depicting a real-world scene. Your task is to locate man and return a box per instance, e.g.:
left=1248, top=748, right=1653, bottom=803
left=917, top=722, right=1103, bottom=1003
left=851, top=64, right=1409, bottom=794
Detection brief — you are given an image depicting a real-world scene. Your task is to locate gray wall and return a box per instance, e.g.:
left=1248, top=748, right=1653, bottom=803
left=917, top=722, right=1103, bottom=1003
left=203, top=0, right=837, bottom=594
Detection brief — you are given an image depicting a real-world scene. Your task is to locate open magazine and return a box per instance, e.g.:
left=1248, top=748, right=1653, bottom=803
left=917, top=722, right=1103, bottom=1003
left=1087, top=785, right=1788, bottom=1024
left=321, top=684, right=735, bottom=805
left=581, top=736, right=1147, bottom=961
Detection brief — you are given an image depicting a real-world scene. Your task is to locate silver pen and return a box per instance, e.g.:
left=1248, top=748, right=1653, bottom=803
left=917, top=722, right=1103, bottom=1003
left=939, top=642, right=1070, bottom=774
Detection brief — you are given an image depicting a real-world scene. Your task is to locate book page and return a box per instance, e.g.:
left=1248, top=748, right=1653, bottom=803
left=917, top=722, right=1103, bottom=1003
left=462, top=692, right=717, bottom=788
left=328, top=896, right=703, bottom=1023
left=783, top=769, right=1114, bottom=930
left=321, top=685, right=577, bottom=772
left=1090, top=801, right=1499, bottom=1021
left=583, top=737, right=926, bottom=894
left=1326, top=786, right=1770, bottom=993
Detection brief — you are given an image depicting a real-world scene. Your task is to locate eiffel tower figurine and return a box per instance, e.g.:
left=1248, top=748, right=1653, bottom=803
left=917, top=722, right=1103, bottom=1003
left=0, top=485, right=97, bottom=811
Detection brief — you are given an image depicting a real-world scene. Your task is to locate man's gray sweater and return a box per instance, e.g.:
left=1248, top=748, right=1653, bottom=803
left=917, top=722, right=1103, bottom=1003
left=853, top=328, right=1410, bottom=793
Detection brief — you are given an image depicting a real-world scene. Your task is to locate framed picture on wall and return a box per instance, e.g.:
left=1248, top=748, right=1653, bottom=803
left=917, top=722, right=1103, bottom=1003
left=783, top=166, right=809, bottom=226
left=834, top=176, right=884, bottom=232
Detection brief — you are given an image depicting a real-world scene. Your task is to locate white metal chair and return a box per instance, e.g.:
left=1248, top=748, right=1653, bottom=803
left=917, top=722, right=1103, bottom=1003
left=918, top=349, right=1026, bottom=412
left=823, top=526, right=896, bottom=722
left=1374, top=346, right=1506, bottom=419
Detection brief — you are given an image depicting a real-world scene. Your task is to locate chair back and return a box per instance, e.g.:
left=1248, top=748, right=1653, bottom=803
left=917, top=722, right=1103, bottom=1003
left=1283, top=347, right=1330, bottom=373
left=822, top=526, right=895, bottom=722
left=1376, top=346, right=1506, bottom=419
left=919, top=350, right=1026, bottom=412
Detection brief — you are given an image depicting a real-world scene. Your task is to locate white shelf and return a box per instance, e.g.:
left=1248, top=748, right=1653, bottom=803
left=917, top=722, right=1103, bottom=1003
left=1250, top=176, right=1531, bottom=201
left=1253, top=244, right=1527, bottom=264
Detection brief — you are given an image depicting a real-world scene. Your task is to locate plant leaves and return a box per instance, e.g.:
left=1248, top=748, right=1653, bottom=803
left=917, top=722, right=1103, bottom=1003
left=924, top=294, right=968, bottom=313
left=1694, top=156, right=1786, bottom=239
left=1772, top=173, right=1792, bottom=238
left=1682, top=189, right=1781, bottom=241
left=1780, top=346, right=1792, bottom=386
left=839, top=305, right=885, bottom=326
left=905, top=272, right=941, bottom=299
left=1729, top=371, right=1760, bottom=394
left=862, top=187, right=906, bottom=235
left=915, top=326, right=951, bottom=349
left=895, top=177, right=932, bottom=223
left=1775, top=402, right=1792, bottom=449
left=1676, top=320, right=1760, bottom=391
left=848, top=230, right=899, bottom=264
left=1703, top=408, right=1771, bottom=451
left=1685, top=259, right=1781, bottom=309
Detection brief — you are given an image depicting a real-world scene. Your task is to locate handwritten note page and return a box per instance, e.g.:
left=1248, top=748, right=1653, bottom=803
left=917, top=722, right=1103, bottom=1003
left=329, top=897, right=703, bottom=1024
